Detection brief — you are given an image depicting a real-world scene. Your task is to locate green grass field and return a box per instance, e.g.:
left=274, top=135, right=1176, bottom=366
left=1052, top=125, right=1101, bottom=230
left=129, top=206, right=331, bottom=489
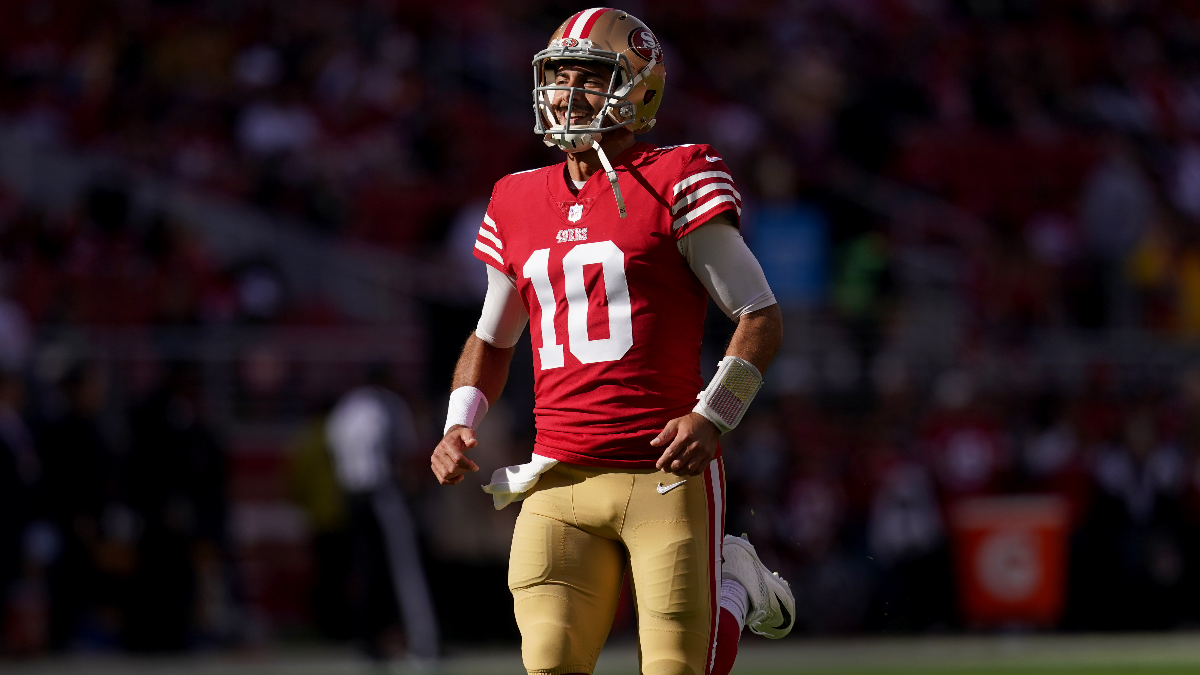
left=728, top=666, right=1200, bottom=674
left=722, top=666, right=1200, bottom=675
left=4, top=633, right=1200, bottom=674
left=593, top=633, right=1200, bottom=675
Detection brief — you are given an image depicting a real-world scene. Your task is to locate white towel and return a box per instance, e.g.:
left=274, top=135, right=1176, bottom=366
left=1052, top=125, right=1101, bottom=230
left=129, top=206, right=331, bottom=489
left=481, top=454, right=559, bottom=510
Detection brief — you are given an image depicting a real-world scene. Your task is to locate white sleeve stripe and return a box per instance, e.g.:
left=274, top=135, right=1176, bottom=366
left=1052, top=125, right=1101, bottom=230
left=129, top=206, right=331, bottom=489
left=672, top=171, right=732, bottom=196
left=477, top=227, right=503, bottom=249
left=482, top=213, right=498, bottom=231
left=671, top=182, right=741, bottom=215
left=672, top=194, right=740, bottom=231
left=475, top=240, right=504, bottom=264
left=675, top=176, right=739, bottom=201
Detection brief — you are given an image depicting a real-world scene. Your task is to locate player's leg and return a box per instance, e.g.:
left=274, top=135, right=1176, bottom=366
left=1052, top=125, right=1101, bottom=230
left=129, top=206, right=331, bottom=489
left=509, top=469, right=626, bottom=675
left=623, top=460, right=725, bottom=675
left=711, top=572, right=765, bottom=675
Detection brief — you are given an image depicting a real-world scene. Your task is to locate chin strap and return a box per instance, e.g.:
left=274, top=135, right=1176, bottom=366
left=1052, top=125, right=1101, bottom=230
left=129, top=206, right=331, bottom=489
left=593, top=141, right=627, bottom=219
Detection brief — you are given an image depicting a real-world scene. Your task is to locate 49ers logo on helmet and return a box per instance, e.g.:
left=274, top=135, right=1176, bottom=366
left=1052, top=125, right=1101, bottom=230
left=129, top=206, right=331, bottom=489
left=628, top=28, right=662, bottom=63
left=561, top=37, right=579, bottom=47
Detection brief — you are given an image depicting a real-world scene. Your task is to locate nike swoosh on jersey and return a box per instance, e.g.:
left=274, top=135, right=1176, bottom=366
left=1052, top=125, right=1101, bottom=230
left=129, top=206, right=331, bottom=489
left=657, top=480, right=687, bottom=494
left=705, top=155, right=722, bottom=162
left=774, top=592, right=792, bottom=631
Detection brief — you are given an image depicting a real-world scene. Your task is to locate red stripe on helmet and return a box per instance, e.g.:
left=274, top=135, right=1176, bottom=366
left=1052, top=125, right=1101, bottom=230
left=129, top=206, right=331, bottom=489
left=578, top=8, right=614, bottom=38
left=561, top=10, right=588, bottom=37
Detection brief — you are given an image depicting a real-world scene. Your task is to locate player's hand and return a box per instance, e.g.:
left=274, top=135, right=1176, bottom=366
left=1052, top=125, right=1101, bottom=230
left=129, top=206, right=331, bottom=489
left=651, top=412, right=720, bottom=476
left=431, top=425, right=480, bottom=485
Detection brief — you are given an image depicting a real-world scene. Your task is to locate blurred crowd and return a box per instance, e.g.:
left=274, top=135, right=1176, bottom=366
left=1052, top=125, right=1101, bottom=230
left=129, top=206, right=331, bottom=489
left=0, top=182, right=244, bottom=328
left=722, top=364, right=1200, bottom=633
left=7, top=0, right=1200, bottom=333
left=5, top=0, right=1200, bottom=656
left=0, top=357, right=230, bottom=654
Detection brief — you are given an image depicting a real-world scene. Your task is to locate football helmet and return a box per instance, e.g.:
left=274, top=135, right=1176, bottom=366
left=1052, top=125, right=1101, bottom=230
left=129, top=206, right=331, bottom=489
left=533, top=8, right=666, bottom=152
left=532, top=8, right=666, bottom=218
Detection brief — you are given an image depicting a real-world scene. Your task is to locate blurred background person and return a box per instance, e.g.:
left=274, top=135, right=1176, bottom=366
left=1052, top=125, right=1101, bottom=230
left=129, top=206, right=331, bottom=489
left=124, top=363, right=229, bottom=651
left=325, top=365, right=438, bottom=663
left=287, top=397, right=352, bottom=643
left=35, top=362, right=126, bottom=650
left=0, top=369, right=46, bottom=656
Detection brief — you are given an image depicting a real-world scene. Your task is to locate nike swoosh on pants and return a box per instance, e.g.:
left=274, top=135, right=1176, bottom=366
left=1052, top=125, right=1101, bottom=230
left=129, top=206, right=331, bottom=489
left=657, top=480, right=687, bottom=494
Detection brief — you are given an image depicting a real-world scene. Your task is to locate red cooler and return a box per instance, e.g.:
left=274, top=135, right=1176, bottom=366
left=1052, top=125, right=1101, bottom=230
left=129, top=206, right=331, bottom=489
left=950, top=495, right=1069, bottom=627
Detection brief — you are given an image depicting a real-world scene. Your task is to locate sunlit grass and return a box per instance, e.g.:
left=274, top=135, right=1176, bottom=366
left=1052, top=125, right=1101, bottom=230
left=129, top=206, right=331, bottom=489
left=729, top=662, right=1200, bottom=667
left=6, top=635, right=1200, bottom=675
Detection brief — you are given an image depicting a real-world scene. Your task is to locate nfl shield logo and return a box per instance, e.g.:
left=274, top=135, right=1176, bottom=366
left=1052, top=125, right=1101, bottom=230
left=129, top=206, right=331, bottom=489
left=568, top=204, right=583, bottom=222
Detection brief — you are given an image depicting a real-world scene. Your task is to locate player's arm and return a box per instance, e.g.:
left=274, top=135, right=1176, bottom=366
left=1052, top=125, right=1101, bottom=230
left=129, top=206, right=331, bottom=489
left=695, top=215, right=782, bottom=374
left=431, top=267, right=528, bottom=485
left=653, top=214, right=782, bottom=475
left=724, top=304, right=783, bottom=374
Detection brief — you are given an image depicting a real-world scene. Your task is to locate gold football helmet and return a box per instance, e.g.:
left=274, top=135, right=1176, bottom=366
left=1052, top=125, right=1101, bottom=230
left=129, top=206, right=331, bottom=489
left=532, top=8, right=666, bottom=216
left=533, top=8, right=666, bottom=151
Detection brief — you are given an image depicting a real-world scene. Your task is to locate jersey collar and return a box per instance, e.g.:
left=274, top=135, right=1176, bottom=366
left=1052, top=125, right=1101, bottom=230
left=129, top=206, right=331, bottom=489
left=549, top=142, right=652, bottom=204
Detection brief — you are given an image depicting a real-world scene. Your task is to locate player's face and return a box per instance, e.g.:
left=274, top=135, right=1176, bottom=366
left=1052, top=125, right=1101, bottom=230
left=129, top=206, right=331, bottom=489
left=551, top=62, right=614, bottom=127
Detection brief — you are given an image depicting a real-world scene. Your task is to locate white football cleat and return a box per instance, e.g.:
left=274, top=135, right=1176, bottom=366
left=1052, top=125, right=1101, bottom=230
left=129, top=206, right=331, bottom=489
left=721, top=534, right=795, bottom=638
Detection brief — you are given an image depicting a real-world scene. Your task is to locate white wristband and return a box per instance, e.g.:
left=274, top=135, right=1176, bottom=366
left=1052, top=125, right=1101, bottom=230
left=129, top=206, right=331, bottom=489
left=445, top=386, right=489, bottom=435
left=692, top=356, right=762, bottom=434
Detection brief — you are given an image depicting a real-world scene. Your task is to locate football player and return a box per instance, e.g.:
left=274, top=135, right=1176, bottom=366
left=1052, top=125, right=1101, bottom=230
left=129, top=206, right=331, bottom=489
left=430, top=8, right=794, bottom=675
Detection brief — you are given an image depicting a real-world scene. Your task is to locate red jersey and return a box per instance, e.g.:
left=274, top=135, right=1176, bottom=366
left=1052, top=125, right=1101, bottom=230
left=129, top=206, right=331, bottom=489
left=473, top=142, right=742, bottom=467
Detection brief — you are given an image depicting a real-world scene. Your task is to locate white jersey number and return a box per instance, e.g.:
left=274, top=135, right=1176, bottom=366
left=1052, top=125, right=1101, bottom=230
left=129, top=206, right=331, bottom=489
left=521, top=241, right=633, bottom=369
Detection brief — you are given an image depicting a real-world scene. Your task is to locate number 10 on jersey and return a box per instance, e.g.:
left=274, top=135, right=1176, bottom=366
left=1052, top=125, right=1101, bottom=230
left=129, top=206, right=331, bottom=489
left=522, top=241, right=633, bottom=369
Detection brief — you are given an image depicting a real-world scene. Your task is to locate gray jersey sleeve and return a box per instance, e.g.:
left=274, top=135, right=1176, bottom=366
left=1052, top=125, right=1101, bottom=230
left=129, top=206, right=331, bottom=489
left=678, top=213, right=777, bottom=319
left=475, top=265, right=529, bottom=348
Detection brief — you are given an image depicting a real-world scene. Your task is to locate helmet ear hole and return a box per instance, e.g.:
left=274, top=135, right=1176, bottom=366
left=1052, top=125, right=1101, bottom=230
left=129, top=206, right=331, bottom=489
left=643, top=89, right=657, bottom=105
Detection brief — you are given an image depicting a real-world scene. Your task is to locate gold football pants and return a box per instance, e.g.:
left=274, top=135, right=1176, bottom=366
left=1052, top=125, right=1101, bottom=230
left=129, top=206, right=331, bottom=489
left=508, top=460, right=726, bottom=675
